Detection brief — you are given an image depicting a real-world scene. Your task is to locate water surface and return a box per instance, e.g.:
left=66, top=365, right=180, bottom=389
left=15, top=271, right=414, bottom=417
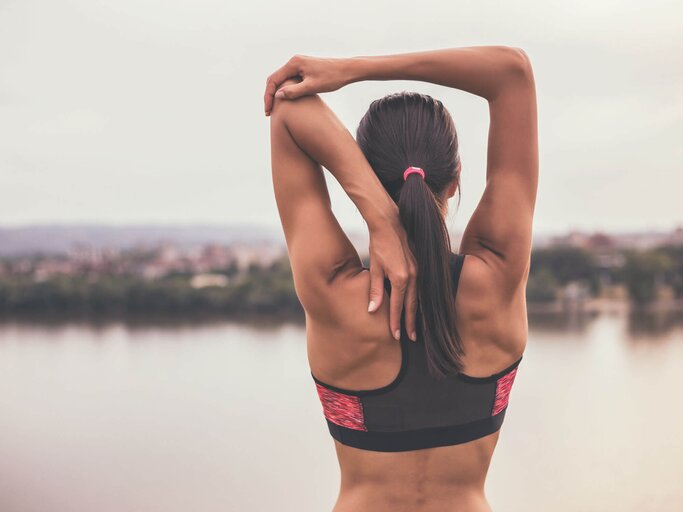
left=0, top=312, right=681, bottom=511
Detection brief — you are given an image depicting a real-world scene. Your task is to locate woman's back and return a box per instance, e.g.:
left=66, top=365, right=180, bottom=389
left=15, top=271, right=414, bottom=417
left=334, top=435, right=499, bottom=512
left=307, top=253, right=527, bottom=511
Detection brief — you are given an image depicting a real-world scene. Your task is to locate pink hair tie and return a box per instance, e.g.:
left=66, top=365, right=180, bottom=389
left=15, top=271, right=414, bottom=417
left=403, top=166, right=425, bottom=181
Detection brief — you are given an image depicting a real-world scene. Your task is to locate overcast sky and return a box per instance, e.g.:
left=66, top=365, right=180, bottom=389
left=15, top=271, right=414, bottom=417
left=0, top=0, right=681, bottom=236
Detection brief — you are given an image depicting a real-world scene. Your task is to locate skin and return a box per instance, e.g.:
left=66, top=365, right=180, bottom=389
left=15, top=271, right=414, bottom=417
left=266, top=46, right=538, bottom=511
left=266, top=60, right=419, bottom=343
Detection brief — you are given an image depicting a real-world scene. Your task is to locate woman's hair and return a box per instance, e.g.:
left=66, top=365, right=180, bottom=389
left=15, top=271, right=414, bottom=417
left=356, top=91, right=463, bottom=378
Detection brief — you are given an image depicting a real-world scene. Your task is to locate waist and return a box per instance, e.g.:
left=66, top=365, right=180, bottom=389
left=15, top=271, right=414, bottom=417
left=333, top=430, right=500, bottom=503
left=334, top=478, right=492, bottom=512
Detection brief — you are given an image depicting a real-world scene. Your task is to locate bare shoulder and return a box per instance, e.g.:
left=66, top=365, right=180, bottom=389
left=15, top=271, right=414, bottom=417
left=306, top=253, right=528, bottom=386
left=456, top=253, right=528, bottom=356
left=305, top=266, right=402, bottom=391
left=309, top=263, right=391, bottom=339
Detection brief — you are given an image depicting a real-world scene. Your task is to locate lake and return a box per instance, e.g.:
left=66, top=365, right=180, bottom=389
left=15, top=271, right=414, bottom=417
left=1, top=310, right=682, bottom=511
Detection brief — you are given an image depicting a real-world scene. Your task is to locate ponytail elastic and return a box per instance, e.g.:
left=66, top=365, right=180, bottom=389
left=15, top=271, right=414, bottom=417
left=403, top=166, right=425, bottom=181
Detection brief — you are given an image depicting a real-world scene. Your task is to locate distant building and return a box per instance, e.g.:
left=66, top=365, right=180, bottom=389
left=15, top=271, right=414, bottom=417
left=230, top=242, right=287, bottom=269
left=190, top=273, right=229, bottom=289
left=543, top=226, right=683, bottom=252
left=2, top=225, right=681, bottom=284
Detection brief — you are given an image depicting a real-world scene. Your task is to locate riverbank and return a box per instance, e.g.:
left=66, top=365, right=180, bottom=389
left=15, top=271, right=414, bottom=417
left=527, top=297, right=683, bottom=314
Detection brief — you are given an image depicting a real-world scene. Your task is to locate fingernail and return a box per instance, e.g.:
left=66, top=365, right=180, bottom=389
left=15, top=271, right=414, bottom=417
left=394, top=329, right=400, bottom=341
left=368, top=300, right=376, bottom=312
left=275, top=90, right=284, bottom=98
left=410, top=331, right=417, bottom=342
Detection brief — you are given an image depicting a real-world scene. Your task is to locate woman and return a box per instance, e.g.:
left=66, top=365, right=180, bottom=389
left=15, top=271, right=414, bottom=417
left=264, top=46, right=537, bottom=511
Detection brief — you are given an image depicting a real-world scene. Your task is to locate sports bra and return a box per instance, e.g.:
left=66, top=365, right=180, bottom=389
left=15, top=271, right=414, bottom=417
left=311, top=252, right=523, bottom=452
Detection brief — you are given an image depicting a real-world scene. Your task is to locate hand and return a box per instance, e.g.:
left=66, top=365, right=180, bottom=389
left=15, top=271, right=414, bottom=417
left=368, top=221, right=418, bottom=342
left=264, top=55, right=355, bottom=116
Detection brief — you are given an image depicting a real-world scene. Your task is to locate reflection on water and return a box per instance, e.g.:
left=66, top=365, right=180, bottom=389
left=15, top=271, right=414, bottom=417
left=529, top=307, right=683, bottom=340
left=0, top=311, right=306, bottom=332
left=0, top=311, right=681, bottom=512
left=527, top=309, right=600, bottom=334
left=627, top=309, right=683, bottom=339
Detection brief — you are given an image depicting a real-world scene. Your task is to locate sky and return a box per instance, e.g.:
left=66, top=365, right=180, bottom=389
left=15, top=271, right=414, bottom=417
left=0, top=0, right=681, bottom=236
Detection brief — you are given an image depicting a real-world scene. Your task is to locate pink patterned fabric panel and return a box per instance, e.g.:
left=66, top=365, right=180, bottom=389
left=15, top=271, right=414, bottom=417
left=315, top=383, right=367, bottom=431
left=492, top=368, right=518, bottom=416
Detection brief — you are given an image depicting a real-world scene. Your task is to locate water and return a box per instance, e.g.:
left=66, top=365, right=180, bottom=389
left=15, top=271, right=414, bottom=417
left=1, top=311, right=682, bottom=512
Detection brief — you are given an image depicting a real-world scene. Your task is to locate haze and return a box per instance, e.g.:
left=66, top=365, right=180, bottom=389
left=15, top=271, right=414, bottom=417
left=0, top=0, right=681, bottom=235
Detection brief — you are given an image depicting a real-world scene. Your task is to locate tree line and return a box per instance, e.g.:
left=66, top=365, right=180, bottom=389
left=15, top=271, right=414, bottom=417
left=527, top=244, right=683, bottom=304
left=0, top=244, right=681, bottom=318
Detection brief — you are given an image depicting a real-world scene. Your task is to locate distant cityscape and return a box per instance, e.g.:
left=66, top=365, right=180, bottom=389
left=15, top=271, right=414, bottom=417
left=0, top=223, right=681, bottom=319
left=0, top=242, right=286, bottom=286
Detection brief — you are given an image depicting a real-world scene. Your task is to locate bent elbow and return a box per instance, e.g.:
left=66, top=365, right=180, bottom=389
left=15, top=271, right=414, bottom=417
left=270, top=78, right=321, bottom=120
left=507, top=47, right=534, bottom=80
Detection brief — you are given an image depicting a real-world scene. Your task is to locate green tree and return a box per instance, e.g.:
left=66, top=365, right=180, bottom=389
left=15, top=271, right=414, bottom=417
left=530, top=246, right=597, bottom=285
left=620, top=249, right=674, bottom=304
left=526, top=267, right=560, bottom=302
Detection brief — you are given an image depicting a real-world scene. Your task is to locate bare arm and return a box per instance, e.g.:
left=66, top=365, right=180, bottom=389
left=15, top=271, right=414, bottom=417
left=269, top=83, right=418, bottom=340
left=265, top=45, right=537, bottom=313
left=347, top=46, right=531, bottom=101
left=347, top=46, right=539, bottom=292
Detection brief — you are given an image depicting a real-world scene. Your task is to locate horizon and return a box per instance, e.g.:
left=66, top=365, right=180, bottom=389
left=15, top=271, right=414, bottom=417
left=1, top=220, right=682, bottom=237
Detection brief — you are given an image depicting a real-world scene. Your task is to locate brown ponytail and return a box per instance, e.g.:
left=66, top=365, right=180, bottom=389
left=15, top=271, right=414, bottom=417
left=357, top=91, right=464, bottom=377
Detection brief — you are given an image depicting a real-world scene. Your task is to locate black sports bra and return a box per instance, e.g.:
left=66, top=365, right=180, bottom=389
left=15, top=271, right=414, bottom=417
left=311, top=252, right=523, bottom=452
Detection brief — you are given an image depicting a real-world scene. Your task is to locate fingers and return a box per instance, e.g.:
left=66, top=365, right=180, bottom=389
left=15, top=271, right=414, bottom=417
left=264, top=59, right=300, bottom=116
left=404, top=264, right=418, bottom=342
left=388, top=271, right=408, bottom=342
left=264, top=76, right=279, bottom=116
left=274, top=81, right=311, bottom=101
left=368, top=264, right=385, bottom=314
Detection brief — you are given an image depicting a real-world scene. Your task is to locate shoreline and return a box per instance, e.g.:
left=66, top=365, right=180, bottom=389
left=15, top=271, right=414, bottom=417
left=0, top=299, right=682, bottom=330
left=527, top=297, right=683, bottom=314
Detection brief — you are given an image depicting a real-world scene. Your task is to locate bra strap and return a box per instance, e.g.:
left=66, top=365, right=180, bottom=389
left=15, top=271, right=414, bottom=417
left=450, top=252, right=465, bottom=296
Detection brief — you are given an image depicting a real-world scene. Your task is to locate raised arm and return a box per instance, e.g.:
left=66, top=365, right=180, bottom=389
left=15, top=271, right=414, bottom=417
left=265, top=45, right=537, bottom=310
left=268, top=83, right=418, bottom=340
left=346, top=46, right=538, bottom=293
